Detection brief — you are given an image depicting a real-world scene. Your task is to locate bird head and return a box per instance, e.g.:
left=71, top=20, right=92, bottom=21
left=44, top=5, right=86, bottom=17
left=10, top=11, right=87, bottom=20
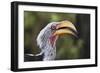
left=37, top=20, right=77, bottom=48
left=36, top=20, right=77, bottom=60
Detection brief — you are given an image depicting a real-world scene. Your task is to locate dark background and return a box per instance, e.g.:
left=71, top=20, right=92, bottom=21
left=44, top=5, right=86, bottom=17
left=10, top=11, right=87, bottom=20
left=24, top=11, right=90, bottom=61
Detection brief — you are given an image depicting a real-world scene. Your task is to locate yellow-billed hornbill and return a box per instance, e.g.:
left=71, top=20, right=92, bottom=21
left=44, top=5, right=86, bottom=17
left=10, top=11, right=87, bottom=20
left=25, top=20, right=77, bottom=61
left=37, top=20, right=77, bottom=60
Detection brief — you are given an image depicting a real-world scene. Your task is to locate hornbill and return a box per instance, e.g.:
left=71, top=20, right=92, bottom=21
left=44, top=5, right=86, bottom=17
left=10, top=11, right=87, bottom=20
left=25, top=20, right=77, bottom=61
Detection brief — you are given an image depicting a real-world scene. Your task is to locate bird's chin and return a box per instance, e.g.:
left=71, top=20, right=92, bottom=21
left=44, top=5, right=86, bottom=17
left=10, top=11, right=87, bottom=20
left=49, top=35, right=58, bottom=47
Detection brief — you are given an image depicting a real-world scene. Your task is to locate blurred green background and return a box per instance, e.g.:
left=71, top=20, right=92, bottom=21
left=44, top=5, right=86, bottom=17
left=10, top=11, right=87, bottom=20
left=24, top=11, right=90, bottom=61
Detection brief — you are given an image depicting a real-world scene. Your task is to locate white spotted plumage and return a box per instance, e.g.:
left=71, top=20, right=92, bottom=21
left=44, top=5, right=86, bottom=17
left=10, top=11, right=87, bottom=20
left=36, top=22, right=59, bottom=61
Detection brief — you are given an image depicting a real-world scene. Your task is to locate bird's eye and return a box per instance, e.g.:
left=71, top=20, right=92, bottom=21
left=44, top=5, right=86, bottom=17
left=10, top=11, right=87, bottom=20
left=51, top=25, right=56, bottom=30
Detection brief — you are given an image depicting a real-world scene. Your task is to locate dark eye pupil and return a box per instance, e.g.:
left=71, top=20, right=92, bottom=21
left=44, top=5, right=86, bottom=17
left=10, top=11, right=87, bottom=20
left=51, top=26, right=56, bottom=30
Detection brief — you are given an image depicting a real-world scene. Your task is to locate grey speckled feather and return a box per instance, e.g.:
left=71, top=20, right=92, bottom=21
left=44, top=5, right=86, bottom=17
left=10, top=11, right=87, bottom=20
left=36, top=22, right=59, bottom=61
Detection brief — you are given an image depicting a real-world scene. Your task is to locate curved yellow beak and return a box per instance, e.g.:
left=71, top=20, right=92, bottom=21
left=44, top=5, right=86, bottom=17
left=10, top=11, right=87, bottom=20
left=53, top=20, right=77, bottom=37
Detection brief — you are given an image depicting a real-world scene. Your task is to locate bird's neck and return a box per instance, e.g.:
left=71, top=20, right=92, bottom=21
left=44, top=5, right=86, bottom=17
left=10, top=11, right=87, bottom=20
left=43, top=40, right=56, bottom=61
